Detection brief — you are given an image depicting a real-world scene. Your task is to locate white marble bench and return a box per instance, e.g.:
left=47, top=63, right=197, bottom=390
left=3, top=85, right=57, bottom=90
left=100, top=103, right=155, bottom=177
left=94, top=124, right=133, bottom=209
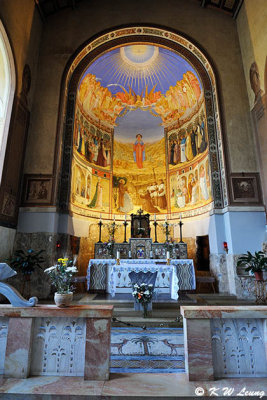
left=0, top=304, right=113, bottom=380
left=181, top=306, right=267, bottom=381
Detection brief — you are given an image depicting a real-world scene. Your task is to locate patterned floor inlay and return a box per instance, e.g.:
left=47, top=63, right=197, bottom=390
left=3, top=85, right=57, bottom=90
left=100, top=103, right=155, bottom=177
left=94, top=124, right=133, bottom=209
left=110, top=327, right=185, bottom=373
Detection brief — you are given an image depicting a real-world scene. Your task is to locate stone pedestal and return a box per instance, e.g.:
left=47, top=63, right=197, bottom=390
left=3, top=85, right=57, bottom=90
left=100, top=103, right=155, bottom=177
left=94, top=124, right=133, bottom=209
left=0, top=305, right=113, bottom=380
left=181, top=306, right=267, bottom=381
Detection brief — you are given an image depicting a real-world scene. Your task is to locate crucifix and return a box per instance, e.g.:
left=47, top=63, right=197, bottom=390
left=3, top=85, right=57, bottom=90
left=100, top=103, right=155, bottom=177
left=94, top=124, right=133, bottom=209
left=137, top=208, right=143, bottom=230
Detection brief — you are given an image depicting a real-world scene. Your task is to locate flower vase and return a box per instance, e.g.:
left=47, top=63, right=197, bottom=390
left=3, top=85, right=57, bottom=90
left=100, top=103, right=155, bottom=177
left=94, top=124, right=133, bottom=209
left=254, top=271, right=264, bottom=281
left=54, top=292, right=73, bottom=307
left=143, top=302, right=148, bottom=318
left=134, top=301, right=152, bottom=317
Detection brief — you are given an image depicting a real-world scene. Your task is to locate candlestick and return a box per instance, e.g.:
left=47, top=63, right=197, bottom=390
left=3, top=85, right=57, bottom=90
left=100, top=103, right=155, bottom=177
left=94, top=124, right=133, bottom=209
left=179, top=220, right=184, bottom=243
left=123, top=219, right=128, bottom=243
left=97, top=219, right=103, bottom=243
left=166, top=250, right=170, bottom=265
left=116, top=250, right=120, bottom=265
left=153, top=220, right=158, bottom=243
left=165, top=221, right=169, bottom=242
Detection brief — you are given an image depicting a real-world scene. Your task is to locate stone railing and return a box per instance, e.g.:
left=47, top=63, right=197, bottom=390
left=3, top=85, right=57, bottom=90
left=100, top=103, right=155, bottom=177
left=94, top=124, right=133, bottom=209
left=181, top=306, right=267, bottom=381
left=0, top=305, right=113, bottom=380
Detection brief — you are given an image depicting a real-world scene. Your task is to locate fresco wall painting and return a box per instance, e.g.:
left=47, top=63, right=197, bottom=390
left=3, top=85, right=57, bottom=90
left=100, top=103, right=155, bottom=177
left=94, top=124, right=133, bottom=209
left=70, top=43, right=213, bottom=220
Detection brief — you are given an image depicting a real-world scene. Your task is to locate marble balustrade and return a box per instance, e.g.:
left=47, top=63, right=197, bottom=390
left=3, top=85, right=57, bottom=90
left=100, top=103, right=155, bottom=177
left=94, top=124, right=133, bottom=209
left=0, top=304, right=113, bottom=380
left=181, top=306, right=267, bottom=381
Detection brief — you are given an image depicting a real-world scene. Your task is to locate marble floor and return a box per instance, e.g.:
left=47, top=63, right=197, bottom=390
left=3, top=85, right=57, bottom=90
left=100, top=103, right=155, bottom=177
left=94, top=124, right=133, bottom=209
left=1, top=374, right=267, bottom=399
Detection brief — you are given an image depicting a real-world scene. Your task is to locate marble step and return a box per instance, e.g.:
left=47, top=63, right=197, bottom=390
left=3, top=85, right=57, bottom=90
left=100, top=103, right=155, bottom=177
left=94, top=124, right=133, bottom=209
left=87, top=300, right=182, bottom=309
left=113, top=307, right=181, bottom=319
left=112, top=315, right=183, bottom=328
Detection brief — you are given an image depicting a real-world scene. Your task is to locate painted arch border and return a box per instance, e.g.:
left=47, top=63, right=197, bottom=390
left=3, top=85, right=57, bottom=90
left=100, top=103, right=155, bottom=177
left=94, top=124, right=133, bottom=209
left=58, top=25, right=229, bottom=214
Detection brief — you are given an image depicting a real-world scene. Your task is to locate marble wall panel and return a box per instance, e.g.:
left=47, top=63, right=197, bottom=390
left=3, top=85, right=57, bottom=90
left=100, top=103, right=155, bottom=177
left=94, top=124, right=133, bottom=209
left=30, top=317, right=86, bottom=377
left=211, top=318, right=267, bottom=378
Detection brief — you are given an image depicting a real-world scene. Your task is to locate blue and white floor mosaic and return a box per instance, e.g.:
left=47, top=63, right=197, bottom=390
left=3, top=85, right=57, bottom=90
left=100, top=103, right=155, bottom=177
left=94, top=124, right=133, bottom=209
left=110, top=327, right=185, bottom=373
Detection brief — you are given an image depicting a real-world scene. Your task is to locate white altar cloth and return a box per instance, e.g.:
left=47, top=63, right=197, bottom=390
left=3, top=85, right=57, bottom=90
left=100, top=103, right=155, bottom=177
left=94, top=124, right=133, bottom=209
left=87, top=259, right=195, bottom=300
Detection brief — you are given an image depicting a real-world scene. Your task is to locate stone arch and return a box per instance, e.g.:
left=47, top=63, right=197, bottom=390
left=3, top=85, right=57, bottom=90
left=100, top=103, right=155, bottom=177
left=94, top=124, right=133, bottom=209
left=0, top=20, right=16, bottom=183
left=56, top=25, right=228, bottom=214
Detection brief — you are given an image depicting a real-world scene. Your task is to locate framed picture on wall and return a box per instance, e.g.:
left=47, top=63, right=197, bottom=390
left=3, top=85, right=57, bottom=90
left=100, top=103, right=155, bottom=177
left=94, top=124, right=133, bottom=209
left=230, top=173, right=262, bottom=204
left=22, top=174, right=53, bottom=206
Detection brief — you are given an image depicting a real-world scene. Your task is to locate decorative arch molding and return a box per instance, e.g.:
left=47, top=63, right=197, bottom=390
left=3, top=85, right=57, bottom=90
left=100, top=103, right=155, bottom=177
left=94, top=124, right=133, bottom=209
left=0, top=20, right=16, bottom=184
left=57, top=25, right=228, bottom=215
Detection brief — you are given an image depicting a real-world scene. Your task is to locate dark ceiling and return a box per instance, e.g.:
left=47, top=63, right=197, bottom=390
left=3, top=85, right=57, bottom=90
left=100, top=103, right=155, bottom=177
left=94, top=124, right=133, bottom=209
left=35, top=0, right=244, bottom=20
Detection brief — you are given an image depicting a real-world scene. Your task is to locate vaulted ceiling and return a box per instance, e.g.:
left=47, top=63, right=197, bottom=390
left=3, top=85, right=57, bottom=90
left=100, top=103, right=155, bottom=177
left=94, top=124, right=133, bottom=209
left=35, top=0, right=244, bottom=20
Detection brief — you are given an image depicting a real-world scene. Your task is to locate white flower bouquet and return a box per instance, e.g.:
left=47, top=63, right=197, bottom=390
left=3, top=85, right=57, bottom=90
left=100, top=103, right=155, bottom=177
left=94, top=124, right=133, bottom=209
left=44, top=258, right=78, bottom=294
left=132, top=282, right=154, bottom=317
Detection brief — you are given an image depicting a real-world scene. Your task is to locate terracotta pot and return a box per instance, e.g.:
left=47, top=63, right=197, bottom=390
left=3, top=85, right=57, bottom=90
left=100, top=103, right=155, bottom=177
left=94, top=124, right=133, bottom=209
left=54, top=292, right=73, bottom=307
left=254, top=271, right=264, bottom=281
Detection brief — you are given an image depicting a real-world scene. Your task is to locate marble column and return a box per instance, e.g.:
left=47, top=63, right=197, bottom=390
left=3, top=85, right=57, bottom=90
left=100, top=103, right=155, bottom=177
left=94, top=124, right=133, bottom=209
left=84, top=318, right=111, bottom=380
left=4, top=317, right=33, bottom=378
left=183, top=317, right=214, bottom=381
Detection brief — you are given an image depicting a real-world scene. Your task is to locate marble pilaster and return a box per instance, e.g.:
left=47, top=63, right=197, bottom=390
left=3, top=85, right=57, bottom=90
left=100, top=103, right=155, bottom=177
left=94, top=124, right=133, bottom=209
left=183, top=317, right=214, bottom=381
left=84, top=318, right=111, bottom=380
left=4, top=317, right=33, bottom=378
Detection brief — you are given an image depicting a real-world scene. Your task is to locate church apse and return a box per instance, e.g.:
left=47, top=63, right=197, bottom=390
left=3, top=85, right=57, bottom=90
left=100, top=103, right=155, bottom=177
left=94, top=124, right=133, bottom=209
left=70, top=43, right=213, bottom=220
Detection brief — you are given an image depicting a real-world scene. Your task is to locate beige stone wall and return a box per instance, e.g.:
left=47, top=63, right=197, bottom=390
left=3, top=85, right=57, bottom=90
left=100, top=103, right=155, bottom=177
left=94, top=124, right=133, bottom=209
left=0, top=0, right=42, bottom=108
left=23, top=0, right=257, bottom=176
left=237, top=0, right=267, bottom=206
left=237, top=0, right=267, bottom=109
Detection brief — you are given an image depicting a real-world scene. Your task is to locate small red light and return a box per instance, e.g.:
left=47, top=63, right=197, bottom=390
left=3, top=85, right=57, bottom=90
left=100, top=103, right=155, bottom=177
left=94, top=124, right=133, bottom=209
left=223, top=241, right=228, bottom=249
left=56, top=241, right=61, bottom=248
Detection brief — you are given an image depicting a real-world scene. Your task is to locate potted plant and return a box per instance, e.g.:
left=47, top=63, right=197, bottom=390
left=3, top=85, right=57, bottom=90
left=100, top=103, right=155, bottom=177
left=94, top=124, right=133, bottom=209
left=44, top=258, right=78, bottom=307
left=9, top=249, right=45, bottom=296
left=237, top=251, right=267, bottom=281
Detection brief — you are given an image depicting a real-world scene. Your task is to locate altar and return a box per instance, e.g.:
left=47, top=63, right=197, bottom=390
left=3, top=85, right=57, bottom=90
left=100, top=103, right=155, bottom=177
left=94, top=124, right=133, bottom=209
left=89, top=210, right=195, bottom=299
left=87, top=259, right=196, bottom=300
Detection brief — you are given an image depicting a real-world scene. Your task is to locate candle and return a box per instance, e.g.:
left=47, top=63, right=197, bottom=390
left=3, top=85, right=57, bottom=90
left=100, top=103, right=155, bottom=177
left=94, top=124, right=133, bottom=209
left=125, top=213, right=126, bottom=221
left=117, top=251, right=120, bottom=259
left=154, top=213, right=156, bottom=222
left=180, top=213, right=182, bottom=223
left=113, top=215, right=115, bottom=222
left=165, top=215, right=167, bottom=223
left=150, top=251, right=153, bottom=259
left=167, top=251, right=170, bottom=260
left=100, top=213, right=102, bottom=222
left=129, top=250, right=131, bottom=258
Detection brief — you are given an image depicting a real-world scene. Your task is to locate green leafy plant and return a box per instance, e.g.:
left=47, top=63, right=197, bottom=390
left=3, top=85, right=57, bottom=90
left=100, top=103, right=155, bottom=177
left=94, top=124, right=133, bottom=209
left=44, top=258, right=78, bottom=294
left=10, top=249, right=45, bottom=275
left=237, top=251, right=267, bottom=273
